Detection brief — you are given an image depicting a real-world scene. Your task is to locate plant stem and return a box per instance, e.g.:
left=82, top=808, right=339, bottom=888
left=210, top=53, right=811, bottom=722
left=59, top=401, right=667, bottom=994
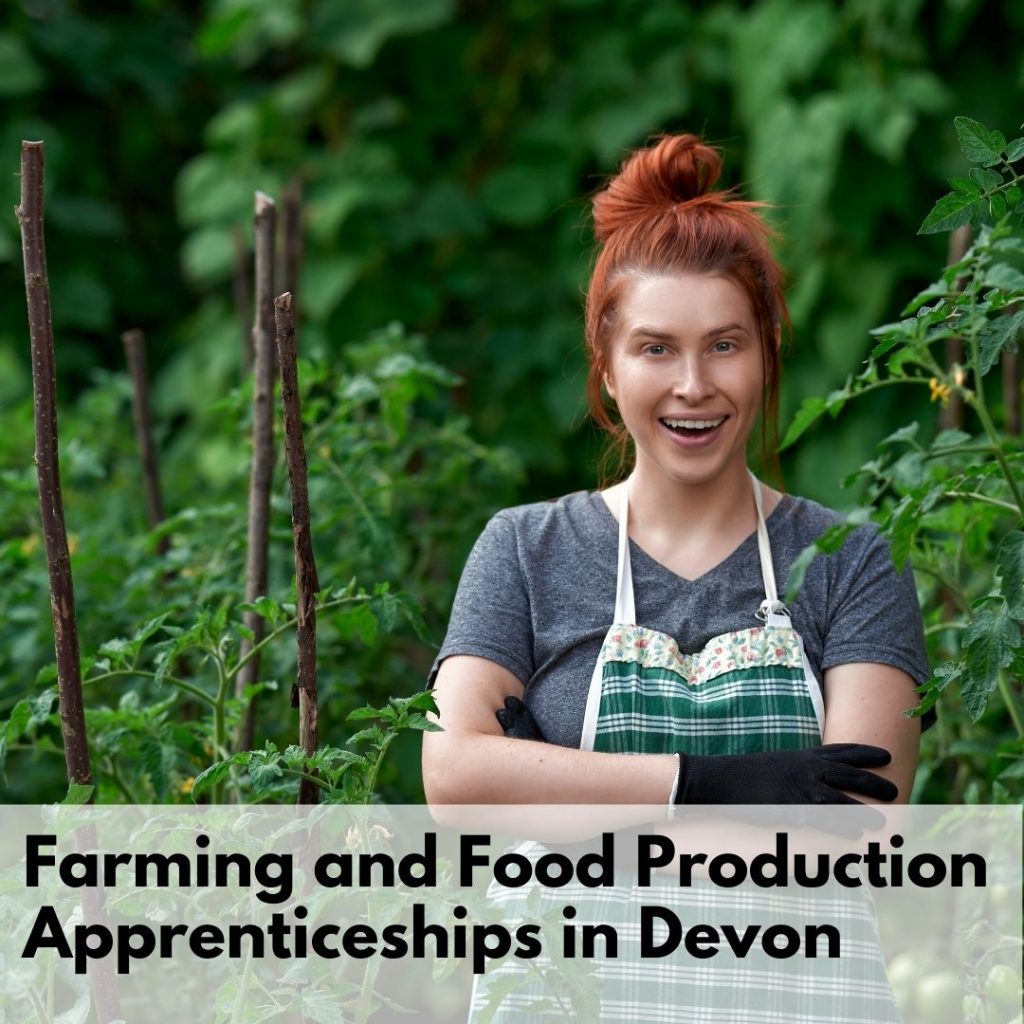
left=106, top=757, right=141, bottom=803
left=996, top=671, right=1024, bottom=738
left=964, top=333, right=1024, bottom=518
left=84, top=668, right=215, bottom=707
left=362, top=732, right=396, bottom=803
left=232, top=593, right=370, bottom=677
left=16, top=140, right=93, bottom=793
left=942, top=490, right=1021, bottom=514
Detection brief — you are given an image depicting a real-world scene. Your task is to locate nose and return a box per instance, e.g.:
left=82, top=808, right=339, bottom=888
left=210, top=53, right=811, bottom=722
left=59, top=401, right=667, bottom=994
left=671, top=352, right=715, bottom=403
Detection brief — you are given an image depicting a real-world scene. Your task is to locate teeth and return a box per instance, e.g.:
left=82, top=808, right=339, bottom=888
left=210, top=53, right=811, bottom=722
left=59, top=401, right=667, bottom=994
left=662, top=417, right=725, bottom=429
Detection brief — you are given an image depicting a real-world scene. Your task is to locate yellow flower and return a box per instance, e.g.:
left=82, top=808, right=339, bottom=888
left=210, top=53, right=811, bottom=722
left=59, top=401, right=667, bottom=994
left=929, top=377, right=952, bottom=406
left=180, top=777, right=195, bottom=795
left=19, top=533, right=39, bottom=556
left=952, top=365, right=967, bottom=388
left=318, top=445, right=331, bottom=459
left=67, top=535, right=79, bottom=556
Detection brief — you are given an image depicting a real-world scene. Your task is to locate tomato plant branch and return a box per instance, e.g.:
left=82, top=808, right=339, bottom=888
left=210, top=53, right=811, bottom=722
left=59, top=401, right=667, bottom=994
left=84, top=669, right=214, bottom=706
left=942, top=491, right=1020, bottom=514
left=16, top=140, right=93, bottom=794
left=231, top=593, right=371, bottom=678
left=996, top=673, right=1024, bottom=739
left=965, top=334, right=1024, bottom=518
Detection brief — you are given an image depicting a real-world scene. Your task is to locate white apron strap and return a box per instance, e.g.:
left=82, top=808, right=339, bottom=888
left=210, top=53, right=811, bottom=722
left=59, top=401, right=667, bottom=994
left=751, top=470, right=824, bottom=738
left=581, top=481, right=635, bottom=751
left=613, top=481, right=636, bottom=626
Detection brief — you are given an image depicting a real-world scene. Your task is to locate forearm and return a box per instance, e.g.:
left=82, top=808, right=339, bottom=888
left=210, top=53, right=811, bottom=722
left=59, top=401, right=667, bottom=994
left=422, top=730, right=677, bottom=806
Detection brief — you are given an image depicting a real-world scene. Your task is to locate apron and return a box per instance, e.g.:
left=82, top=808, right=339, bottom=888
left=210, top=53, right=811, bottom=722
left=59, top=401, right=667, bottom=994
left=468, top=473, right=901, bottom=1024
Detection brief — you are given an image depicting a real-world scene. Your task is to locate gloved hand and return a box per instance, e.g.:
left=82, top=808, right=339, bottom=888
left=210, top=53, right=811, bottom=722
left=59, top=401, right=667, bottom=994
left=496, top=695, right=545, bottom=741
left=675, top=744, right=898, bottom=805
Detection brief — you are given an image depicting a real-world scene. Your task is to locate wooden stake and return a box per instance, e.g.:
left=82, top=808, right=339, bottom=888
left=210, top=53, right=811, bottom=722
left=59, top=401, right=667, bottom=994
left=232, top=225, right=253, bottom=375
left=121, top=329, right=169, bottom=553
left=940, top=225, right=972, bottom=431
left=275, top=292, right=319, bottom=805
left=236, top=192, right=276, bottom=751
left=16, top=140, right=92, bottom=791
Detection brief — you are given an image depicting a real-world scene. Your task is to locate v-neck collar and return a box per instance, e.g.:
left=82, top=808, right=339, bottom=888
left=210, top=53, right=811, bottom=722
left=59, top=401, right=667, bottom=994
left=587, top=487, right=791, bottom=586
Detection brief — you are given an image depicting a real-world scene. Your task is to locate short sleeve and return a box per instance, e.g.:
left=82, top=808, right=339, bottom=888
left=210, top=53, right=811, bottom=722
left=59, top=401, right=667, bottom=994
left=427, top=512, right=534, bottom=687
left=820, top=526, right=935, bottom=727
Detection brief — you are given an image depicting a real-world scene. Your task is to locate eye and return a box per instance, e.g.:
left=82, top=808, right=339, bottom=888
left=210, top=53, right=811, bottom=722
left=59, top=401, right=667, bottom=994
left=712, top=339, right=737, bottom=354
left=644, top=343, right=667, bottom=356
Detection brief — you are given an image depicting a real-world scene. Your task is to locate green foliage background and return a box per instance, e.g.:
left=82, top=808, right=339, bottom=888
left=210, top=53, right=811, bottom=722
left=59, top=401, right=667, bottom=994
left=0, top=0, right=1022, bottom=804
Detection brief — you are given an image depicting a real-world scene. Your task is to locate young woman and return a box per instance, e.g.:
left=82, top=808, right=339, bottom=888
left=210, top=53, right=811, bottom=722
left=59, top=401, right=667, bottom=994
left=422, top=133, right=931, bottom=1020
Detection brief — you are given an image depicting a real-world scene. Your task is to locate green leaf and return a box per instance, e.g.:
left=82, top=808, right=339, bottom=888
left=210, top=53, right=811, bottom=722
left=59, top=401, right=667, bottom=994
left=978, top=311, right=1023, bottom=374
left=918, top=191, right=982, bottom=235
left=248, top=759, right=284, bottom=793
left=931, top=428, right=973, bottom=449
left=887, top=497, right=921, bottom=572
left=347, top=706, right=385, bottom=722
left=191, top=752, right=251, bottom=801
left=969, top=167, right=1003, bottom=190
left=779, top=396, right=827, bottom=450
left=961, top=604, right=1019, bottom=721
left=63, top=784, right=95, bottom=805
left=954, top=116, right=1006, bottom=167
left=1007, top=137, right=1024, bottom=162
left=989, top=192, right=1008, bottom=219
left=1006, top=185, right=1023, bottom=208
left=996, top=531, right=1024, bottom=615
left=948, top=176, right=980, bottom=196
left=983, top=263, right=1024, bottom=293
left=881, top=422, right=920, bottom=446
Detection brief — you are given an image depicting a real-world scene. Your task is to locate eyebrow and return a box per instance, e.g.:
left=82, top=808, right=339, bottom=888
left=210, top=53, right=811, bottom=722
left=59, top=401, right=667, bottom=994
left=628, top=322, right=751, bottom=340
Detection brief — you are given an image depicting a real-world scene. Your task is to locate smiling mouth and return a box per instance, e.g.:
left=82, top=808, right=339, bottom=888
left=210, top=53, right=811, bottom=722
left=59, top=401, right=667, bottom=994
left=660, top=416, right=728, bottom=436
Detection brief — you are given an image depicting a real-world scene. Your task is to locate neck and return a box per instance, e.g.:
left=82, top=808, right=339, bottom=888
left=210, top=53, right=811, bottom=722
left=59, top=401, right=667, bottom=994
left=626, top=457, right=755, bottom=538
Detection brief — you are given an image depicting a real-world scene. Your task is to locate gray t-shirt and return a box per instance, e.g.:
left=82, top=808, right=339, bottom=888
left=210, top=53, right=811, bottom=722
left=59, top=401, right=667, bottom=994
left=431, top=490, right=932, bottom=747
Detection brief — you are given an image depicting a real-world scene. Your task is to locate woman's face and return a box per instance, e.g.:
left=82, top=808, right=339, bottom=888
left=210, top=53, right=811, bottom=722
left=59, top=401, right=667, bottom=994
left=604, top=271, right=764, bottom=490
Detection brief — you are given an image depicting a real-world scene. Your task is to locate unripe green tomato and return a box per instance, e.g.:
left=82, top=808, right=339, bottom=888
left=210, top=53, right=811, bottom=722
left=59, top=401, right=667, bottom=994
left=915, top=971, right=963, bottom=1024
left=985, top=965, right=1023, bottom=1016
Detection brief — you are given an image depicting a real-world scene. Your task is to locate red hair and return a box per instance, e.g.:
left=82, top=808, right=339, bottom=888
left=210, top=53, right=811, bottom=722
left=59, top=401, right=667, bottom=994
left=585, top=134, right=789, bottom=483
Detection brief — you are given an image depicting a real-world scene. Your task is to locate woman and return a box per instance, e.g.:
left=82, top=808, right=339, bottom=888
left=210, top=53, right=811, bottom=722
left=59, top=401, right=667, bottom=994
left=422, top=134, right=930, bottom=1021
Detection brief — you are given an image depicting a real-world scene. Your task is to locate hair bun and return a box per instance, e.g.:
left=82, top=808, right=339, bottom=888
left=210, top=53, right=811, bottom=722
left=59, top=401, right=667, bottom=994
left=592, top=134, right=724, bottom=242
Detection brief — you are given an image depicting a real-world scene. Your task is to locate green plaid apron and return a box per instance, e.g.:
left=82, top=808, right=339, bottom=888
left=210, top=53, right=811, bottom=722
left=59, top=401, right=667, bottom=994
left=469, top=474, right=901, bottom=1023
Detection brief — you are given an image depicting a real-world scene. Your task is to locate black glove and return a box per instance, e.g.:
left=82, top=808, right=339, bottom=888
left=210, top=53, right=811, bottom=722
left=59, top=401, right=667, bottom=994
left=496, top=695, right=545, bottom=741
left=675, top=744, right=898, bottom=805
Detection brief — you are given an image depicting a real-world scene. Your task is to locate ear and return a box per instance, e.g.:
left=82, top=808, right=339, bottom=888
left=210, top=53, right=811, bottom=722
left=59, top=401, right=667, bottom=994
left=603, top=368, right=617, bottom=401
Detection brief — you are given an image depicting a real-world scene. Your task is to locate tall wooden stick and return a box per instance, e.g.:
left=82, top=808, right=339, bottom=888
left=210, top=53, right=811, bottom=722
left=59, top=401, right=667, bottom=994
left=236, top=192, right=276, bottom=751
left=16, top=141, right=92, bottom=791
left=940, top=224, right=972, bottom=431
left=18, top=137, right=122, bottom=1024
left=121, top=329, right=169, bottom=554
left=275, top=293, right=319, bottom=805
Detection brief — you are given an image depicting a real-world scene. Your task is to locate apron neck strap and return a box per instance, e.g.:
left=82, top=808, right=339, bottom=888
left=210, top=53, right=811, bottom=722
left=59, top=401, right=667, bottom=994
left=612, top=471, right=786, bottom=625
left=751, top=469, right=788, bottom=619
left=615, top=482, right=636, bottom=624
